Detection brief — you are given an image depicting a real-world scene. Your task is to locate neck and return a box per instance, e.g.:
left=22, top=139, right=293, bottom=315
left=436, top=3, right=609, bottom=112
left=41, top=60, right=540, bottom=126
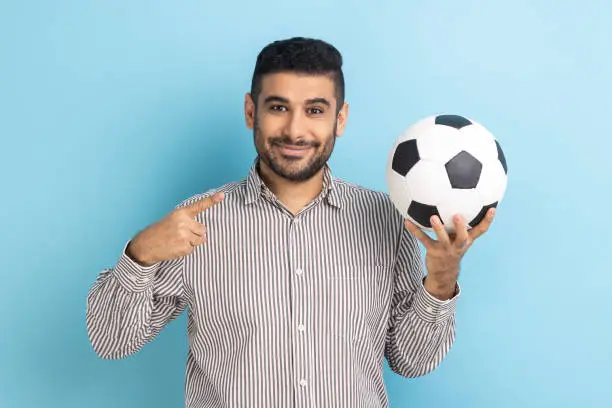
left=257, top=160, right=325, bottom=215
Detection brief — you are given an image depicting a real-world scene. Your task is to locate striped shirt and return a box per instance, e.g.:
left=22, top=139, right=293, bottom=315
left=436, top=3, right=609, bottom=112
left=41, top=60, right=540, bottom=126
left=86, top=159, right=460, bottom=408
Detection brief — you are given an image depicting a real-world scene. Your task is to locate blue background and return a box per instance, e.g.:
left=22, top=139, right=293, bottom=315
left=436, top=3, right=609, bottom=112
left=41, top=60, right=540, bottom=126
left=1, top=0, right=611, bottom=407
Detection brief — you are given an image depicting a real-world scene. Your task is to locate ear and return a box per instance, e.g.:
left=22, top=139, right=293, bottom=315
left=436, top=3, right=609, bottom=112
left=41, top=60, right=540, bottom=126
left=244, top=93, right=255, bottom=129
left=335, top=102, right=349, bottom=137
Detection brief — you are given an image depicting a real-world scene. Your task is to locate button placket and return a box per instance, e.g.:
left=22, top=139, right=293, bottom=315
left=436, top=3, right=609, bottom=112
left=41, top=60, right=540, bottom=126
left=288, top=217, right=310, bottom=406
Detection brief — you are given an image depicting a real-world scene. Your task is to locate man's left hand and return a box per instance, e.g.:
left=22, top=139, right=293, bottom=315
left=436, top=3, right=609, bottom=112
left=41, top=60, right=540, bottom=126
left=403, top=208, right=496, bottom=300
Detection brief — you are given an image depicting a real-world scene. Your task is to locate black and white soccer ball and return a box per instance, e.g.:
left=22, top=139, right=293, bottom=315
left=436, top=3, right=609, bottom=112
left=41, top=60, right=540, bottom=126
left=386, top=114, right=508, bottom=234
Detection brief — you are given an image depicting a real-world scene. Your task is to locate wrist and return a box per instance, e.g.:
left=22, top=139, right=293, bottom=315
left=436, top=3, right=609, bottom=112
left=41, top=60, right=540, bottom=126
left=424, top=275, right=457, bottom=300
left=126, top=240, right=156, bottom=267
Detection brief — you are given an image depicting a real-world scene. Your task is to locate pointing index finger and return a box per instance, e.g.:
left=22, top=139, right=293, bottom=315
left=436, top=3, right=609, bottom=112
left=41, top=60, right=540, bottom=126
left=186, top=192, right=225, bottom=216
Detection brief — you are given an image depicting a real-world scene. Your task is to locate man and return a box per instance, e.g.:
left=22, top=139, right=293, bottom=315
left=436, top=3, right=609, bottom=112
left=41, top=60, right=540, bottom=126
left=86, top=37, right=495, bottom=408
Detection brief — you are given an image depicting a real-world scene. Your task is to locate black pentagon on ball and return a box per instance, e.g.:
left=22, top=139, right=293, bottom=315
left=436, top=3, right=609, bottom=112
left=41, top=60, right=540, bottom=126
left=445, top=151, right=483, bottom=189
left=408, top=200, right=441, bottom=228
left=495, top=140, right=508, bottom=174
left=392, top=139, right=420, bottom=177
left=435, top=114, right=472, bottom=129
left=469, top=202, right=498, bottom=228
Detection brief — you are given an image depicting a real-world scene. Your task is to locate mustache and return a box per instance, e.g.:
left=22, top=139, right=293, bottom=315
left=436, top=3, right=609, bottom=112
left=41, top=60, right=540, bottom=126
left=269, top=137, right=320, bottom=148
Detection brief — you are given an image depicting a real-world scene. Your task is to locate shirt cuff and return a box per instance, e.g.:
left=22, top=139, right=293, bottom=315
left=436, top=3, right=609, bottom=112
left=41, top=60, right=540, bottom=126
left=412, top=278, right=461, bottom=324
left=112, top=240, right=160, bottom=292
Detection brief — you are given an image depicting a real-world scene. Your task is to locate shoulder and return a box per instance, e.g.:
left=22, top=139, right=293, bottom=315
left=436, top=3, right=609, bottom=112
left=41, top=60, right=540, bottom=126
left=333, top=177, right=403, bottom=221
left=334, top=177, right=392, bottom=206
left=333, top=177, right=409, bottom=250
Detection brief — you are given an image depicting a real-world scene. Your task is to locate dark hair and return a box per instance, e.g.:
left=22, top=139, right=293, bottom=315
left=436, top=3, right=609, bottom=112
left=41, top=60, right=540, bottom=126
left=250, top=37, right=345, bottom=113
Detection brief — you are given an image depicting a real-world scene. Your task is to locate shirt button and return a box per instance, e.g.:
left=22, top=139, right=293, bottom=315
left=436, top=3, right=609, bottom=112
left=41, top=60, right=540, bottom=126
left=426, top=306, right=433, bottom=313
left=296, top=268, right=303, bottom=276
left=297, top=324, right=305, bottom=332
left=299, top=379, right=308, bottom=387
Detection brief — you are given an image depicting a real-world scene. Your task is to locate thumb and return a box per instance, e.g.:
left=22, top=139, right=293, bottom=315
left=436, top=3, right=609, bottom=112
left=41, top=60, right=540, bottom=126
left=186, top=192, right=225, bottom=216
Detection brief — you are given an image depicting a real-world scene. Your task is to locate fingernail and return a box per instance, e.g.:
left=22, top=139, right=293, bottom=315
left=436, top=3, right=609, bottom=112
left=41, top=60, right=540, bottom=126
left=431, top=216, right=438, bottom=226
left=489, top=208, right=496, bottom=218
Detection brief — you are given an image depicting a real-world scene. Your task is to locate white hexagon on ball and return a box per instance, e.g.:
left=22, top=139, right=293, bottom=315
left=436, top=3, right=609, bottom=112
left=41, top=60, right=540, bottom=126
left=386, top=114, right=508, bottom=233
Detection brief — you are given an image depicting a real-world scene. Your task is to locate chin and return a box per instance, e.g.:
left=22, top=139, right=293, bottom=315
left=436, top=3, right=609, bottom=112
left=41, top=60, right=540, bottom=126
left=280, top=163, right=324, bottom=182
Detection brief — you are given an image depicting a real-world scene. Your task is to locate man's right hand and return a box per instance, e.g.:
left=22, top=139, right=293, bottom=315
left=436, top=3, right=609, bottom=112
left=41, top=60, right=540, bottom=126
left=126, top=192, right=225, bottom=266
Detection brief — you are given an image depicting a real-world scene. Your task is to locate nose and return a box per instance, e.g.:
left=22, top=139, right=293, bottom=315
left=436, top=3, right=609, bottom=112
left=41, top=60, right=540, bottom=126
left=283, top=110, right=307, bottom=142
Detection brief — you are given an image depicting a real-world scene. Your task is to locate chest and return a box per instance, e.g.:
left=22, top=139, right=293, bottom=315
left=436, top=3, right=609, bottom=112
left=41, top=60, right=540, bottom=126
left=182, top=207, right=398, bottom=342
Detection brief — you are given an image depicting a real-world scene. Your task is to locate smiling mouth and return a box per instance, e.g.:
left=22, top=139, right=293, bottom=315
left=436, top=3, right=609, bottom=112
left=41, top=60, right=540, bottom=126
left=274, top=143, right=313, bottom=158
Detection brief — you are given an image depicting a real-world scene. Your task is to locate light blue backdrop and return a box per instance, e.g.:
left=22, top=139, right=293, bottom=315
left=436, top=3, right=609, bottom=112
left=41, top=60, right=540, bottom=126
left=1, top=1, right=610, bottom=407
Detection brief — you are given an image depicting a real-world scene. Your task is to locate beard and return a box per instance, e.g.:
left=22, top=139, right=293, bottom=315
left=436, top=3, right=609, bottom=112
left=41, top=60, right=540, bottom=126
left=253, top=117, right=337, bottom=182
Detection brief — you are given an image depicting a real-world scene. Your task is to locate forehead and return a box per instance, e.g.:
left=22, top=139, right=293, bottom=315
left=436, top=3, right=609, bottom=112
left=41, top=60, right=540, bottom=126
left=258, top=72, right=336, bottom=103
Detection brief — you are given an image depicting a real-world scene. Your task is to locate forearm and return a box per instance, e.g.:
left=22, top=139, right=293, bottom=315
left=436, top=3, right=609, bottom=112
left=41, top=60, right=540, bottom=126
left=385, top=283, right=459, bottom=378
left=86, top=268, right=157, bottom=359
left=86, top=242, right=185, bottom=359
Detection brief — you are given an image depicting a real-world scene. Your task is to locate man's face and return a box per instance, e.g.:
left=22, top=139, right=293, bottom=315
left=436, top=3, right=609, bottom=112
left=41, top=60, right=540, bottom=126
left=245, top=72, right=348, bottom=182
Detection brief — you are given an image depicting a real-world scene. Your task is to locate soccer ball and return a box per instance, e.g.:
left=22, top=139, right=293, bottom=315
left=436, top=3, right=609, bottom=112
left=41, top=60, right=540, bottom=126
left=386, top=114, right=508, bottom=234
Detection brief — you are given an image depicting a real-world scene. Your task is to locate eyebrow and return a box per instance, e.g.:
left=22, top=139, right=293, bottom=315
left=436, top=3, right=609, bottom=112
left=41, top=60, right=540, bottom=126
left=263, top=95, right=331, bottom=107
left=306, top=97, right=331, bottom=107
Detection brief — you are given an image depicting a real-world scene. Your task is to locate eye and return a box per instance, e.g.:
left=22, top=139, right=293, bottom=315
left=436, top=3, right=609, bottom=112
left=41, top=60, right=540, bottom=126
left=270, top=105, right=287, bottom=112
left=308, top=107, right=324, bottom=115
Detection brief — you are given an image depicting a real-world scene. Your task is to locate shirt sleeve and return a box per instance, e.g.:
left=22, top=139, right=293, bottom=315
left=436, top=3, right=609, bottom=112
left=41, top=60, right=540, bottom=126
left=384, top=225, right=461, bottom=378
left=85, top=240, right=187, bottom=359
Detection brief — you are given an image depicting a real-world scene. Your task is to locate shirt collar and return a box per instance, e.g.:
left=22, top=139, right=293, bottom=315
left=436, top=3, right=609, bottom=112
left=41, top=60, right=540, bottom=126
left=244, top=157, right=343, bottom=209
